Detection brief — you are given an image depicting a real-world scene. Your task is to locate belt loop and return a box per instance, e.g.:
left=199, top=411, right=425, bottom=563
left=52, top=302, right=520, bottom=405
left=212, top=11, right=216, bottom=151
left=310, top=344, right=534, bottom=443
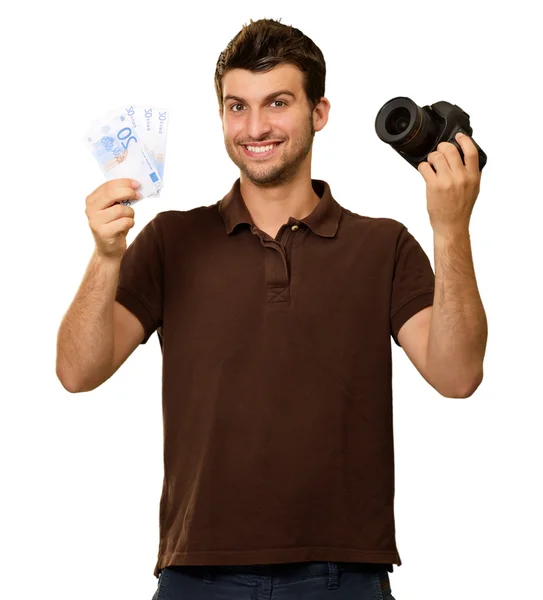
left=379, top=569, right=392, bottom=595
left=327, top=562, right=339, bottom=589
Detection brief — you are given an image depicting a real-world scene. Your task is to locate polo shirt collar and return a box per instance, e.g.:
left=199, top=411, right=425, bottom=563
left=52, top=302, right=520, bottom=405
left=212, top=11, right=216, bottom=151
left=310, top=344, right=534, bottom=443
left=218, top=178, right=342, bottom=238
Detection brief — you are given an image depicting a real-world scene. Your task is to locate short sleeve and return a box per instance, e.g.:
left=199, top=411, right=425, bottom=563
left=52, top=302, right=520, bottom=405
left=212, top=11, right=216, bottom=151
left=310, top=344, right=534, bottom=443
left=390, top=226, right=435, bottom=347
left=115, top=213, right=163, bottom=344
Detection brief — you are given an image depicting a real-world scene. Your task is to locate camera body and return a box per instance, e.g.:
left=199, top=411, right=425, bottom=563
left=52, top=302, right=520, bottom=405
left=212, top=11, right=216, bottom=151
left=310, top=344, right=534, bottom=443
left=375, top=97, right=487, bottom=172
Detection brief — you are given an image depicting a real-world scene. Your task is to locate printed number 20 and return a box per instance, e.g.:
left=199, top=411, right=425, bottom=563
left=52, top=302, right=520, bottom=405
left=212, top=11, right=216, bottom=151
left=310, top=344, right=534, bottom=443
left=117, top=127, right=137, bottom=150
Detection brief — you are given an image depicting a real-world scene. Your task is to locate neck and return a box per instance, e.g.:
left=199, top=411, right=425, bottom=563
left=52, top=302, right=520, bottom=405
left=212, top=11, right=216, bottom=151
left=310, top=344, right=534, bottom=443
left=239, top=171, right=320, bottom=237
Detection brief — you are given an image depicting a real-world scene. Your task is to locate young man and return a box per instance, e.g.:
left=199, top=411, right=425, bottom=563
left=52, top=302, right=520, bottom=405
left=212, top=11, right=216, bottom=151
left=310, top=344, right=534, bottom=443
left=56, top=17, right=487, bottom=600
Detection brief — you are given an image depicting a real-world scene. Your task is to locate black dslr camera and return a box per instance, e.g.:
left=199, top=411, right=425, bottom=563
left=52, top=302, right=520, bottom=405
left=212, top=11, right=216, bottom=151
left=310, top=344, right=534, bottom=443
left=375, top=97, right=487, bottom=172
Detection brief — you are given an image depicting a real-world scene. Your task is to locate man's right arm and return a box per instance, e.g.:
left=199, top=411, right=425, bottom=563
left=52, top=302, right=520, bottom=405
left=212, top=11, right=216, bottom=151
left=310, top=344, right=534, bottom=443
left=56, top=177, right=145, bottom=393
left=56, top=250, right=144, bottom=393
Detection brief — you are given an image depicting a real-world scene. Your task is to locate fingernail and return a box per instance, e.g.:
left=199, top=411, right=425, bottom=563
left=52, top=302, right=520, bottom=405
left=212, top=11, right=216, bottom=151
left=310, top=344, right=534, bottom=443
left=132, top=180, right=140, bottom=188
left=456, top=132, right=465, bottom=139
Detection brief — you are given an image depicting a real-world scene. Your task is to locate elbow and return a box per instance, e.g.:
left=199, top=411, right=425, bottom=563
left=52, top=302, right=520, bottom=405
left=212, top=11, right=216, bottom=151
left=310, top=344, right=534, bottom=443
left=58, top=376, right=80, bottom=394
left=56, top=364, right=85, bottom=394
left=57, top=371, right=81, bottom=394
left=57, top=365, right=104, bottom=394
left=437, top=369, right=484, bottom=399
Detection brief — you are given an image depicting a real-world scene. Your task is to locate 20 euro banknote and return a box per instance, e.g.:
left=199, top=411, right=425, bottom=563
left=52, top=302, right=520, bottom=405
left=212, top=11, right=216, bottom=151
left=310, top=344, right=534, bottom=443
left=85, top=108, right=163, bottom=205
left=122, top=105, right=169, bottom=197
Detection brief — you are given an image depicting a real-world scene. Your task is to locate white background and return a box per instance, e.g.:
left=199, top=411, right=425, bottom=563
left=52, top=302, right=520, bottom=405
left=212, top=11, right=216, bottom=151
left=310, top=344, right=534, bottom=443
left=1, top=0, right=541, bottom=598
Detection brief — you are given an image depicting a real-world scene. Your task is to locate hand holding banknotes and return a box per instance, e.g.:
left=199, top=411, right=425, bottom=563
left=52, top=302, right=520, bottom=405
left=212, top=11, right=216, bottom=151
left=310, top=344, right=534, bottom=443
left=84, top=105, right=169, bottom=206
left=85, top=178, right=141, bottom=260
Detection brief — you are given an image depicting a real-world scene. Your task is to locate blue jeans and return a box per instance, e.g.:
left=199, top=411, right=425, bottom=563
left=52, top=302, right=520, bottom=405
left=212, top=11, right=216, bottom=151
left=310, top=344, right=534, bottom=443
left=151, top=561, right=396, bottom=599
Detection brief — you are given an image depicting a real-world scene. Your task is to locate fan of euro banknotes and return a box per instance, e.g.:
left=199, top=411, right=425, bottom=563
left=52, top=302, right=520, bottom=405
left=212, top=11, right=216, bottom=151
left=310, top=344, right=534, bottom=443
left=84, top=104, right=169, bottom=206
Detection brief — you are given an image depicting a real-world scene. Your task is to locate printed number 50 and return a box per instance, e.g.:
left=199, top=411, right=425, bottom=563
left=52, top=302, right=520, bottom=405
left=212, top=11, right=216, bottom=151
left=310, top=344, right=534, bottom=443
left=117, top=127, right=137, bottom=150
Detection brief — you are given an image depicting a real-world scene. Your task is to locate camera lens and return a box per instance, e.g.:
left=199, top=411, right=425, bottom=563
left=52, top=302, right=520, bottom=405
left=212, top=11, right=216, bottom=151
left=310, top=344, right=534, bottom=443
left=385, top=107, right=411, bottom=135
left=375, top=96, right=441, bottom=158
left=375, top=97, right=420, bottom=145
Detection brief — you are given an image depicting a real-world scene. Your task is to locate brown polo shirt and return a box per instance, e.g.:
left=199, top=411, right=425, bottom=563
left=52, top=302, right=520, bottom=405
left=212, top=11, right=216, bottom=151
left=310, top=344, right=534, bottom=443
left=115, top=178, right=435, bottom=578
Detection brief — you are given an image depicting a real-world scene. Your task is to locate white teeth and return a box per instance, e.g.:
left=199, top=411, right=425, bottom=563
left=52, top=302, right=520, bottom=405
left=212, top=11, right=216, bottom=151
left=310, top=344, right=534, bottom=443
left=245, top=143, right=278, bottom=153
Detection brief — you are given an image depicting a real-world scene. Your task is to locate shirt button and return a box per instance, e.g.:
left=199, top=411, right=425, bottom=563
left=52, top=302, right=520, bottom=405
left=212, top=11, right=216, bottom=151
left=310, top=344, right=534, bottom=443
left=291, top=224, right=299, bottom=231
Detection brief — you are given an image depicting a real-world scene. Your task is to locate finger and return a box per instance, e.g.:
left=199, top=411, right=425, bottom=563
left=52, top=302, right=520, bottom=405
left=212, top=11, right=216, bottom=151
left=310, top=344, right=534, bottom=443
left=101, top=217, right=136, bottom=238
left=110, top=178, right=140, bottom=189
left=87, top=179, right=140, bottom=209
left=437, top=141, right=464, bottom=172
left=101, top=182, right=141, bottom=209
left=455, top=133, right=480, bottom=175
left=101, top=203, right=135, bottom=225
left=418, top=160, right=437, bottom=182
left=427, top=150, right=451, bottom=176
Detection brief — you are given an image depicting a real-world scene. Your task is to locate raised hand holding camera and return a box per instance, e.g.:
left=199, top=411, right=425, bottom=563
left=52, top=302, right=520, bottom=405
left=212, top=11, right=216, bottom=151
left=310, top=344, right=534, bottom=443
left=417, top=132, right=482, bottom=237
left=375, top=96, right=485, bottom=236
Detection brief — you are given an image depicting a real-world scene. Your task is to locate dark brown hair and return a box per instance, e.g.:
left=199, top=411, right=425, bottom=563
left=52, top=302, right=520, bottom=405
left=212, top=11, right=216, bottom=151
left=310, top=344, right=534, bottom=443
left=214, top=18, right=326, bottom=113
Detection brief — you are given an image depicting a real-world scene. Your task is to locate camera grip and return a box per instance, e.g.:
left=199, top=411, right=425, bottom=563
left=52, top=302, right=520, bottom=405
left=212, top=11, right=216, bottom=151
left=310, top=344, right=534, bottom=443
left=449, top=129, right=487, bottom=171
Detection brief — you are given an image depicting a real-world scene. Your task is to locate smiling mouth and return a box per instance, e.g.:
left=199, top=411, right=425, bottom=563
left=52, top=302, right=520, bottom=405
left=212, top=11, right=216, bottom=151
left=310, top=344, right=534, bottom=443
left=242, top=142, right=283, bottom=158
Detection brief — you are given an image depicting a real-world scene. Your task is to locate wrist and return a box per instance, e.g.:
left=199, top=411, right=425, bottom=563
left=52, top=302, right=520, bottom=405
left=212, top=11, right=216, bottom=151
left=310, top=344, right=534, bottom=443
left=93, top=248, right=123, bottom=267
left=432, top=226, right=471, bottom=244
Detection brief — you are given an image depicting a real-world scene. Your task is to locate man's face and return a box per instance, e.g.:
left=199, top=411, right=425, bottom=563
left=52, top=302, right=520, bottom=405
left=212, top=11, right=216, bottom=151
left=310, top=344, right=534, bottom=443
left=220, top=64, right=323, bottom=186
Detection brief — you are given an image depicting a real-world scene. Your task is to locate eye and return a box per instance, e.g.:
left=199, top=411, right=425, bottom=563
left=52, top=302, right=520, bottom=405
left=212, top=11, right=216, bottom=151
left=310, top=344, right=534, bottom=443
left=229, top=100, right=287, bottom=113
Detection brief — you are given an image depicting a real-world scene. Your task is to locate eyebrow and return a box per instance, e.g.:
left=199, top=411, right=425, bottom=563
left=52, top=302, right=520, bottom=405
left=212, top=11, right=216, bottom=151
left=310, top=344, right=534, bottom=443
left=223, top=89, right=296, bottom=105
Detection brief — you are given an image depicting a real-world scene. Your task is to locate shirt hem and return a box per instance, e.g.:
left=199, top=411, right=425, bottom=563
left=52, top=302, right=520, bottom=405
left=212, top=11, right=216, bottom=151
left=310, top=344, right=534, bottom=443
left=154, top=547, right=401, bottom=578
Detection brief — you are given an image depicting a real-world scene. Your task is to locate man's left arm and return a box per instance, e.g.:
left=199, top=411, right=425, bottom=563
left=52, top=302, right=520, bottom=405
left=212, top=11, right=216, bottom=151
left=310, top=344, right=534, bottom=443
left=398, top=133, right=488, bottom=398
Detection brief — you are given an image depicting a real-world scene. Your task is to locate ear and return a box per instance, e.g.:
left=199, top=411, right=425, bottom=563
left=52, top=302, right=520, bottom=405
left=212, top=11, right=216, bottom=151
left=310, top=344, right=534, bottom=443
left=313, top=97, right=331, bottom=133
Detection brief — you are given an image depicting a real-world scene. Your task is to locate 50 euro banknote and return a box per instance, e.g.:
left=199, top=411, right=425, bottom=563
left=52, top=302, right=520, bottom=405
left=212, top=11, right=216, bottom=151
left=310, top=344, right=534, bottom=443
left=84, top=108, right=163, bottom=206
left=122, top=105, right=169, bottom=197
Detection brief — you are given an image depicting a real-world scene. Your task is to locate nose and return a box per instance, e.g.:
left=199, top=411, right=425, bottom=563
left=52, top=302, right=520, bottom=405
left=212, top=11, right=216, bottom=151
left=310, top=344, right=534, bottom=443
left=246, top=107, right=273, bottom=141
